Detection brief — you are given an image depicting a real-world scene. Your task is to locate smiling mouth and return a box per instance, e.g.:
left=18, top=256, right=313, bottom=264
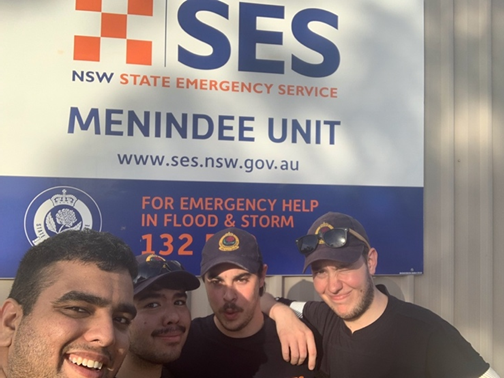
left=329, top=292, right=351, bottom=302
left=69, top=356, right=104, bottom=370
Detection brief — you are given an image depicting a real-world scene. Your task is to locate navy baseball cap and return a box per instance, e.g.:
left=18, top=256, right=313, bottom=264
left=300, top=212, right=371, bottom=272
left=133, top=254, right=200, bottom=295
left=200, top=228, right=263, bottom=276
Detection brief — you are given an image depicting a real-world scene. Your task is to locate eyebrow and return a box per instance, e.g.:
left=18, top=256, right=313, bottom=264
left=135, top=289, right=187, bottom=302
left=312, top=262, right=355, bottom=271
left=207, top=271, right=252, bottom=281
left=54, top=290, right=137, bottom=317
left=234, top=272, right=252, bottom=280
left=172, top=291, right=188, bottom=299
left=205, top=272, right=221, bottom=280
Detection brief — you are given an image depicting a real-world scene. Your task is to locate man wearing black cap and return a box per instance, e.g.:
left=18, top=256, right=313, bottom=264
left=263, top=212, right=499, bottom=378
left=166, top=227, right=316, bottom=378
left=117, top=254, right=200, bottom=378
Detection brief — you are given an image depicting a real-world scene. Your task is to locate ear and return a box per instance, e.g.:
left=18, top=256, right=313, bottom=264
left=259, top=264, right=268, bottom=287
left=0, top=299, right=23, bottom=347
left=366, top=248, right=378, bottom=275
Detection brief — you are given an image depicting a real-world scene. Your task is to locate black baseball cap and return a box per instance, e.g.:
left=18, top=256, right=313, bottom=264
left=200, top=228, right=263, bottom=276
left=302, top=212, right=370, bottom=272
left=134, top=254, right=200, bottom=295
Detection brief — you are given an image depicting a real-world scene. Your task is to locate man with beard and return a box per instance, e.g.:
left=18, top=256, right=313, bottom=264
left=263, top=212, right=499, bottom=378
left=166, top=227, right=317, bottom=378
left=0, top=229, right=138, bottom=378
left=117, top=254, right=199, bottom=378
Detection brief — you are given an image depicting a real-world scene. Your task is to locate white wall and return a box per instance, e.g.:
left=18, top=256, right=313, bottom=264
left=0, top=281, right=12, bottom=304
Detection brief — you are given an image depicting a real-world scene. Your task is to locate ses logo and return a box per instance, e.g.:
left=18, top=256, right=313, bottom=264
left=24, top=187, right=102, bottom=246
left=73, top=0, right=340, bottom=78
left=74, top=0, right=154, bottom=65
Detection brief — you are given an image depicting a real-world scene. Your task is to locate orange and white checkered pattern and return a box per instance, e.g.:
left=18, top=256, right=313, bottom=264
left=74, top=0, right=153, bottom=65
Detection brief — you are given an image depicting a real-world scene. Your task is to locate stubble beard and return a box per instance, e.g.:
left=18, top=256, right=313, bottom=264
left=129, top=334, right=184, bottom=365
left=8, top=317, right=60, bottom=378
left=8, top=317, right=115, bottom=378
left=332, top=272, right=375, bottom=322
left=130, top=345, right=182, bottom=365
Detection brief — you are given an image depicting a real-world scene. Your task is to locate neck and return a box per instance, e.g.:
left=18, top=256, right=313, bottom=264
left=0, top=351, right=7, bottom=378
left=344, top=287, right=388, bottom=333
left=116, top=353, right=162, bottom=378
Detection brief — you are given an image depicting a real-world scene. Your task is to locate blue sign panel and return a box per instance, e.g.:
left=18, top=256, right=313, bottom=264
left=1, top=176, right=423, bottom=277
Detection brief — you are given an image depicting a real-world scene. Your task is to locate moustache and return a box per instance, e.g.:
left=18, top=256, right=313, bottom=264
left=152, top=325, right=186, bottom=337
left=221, top=303, right=243, bottom=313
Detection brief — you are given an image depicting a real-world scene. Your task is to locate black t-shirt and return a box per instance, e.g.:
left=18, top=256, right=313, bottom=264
left=303, top=292, right=490, bottom=378
left=165, top=313, right=317, bottom=378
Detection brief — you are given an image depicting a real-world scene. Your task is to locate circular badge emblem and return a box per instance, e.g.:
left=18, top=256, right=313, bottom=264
left=218, top=232, right=240, bottom=251
left=24, top=186, right=102, bottom=246
left=314, top=222, right=334, bottom=245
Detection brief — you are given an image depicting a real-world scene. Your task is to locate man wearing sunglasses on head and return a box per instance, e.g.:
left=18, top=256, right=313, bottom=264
left=262, top=212, right=499, bottom=378
left=166, top=227, right=318, bottom=378
left=116, top=254, right=200, bottom=378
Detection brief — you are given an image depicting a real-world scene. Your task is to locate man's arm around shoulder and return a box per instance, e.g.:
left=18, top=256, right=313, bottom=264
left=261, top=292, right=316, bottom=370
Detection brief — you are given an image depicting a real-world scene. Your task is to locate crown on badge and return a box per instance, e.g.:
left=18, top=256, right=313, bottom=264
left=218, top=232, right=240, bottom=251
left=50, top=189, right=77, bottom=207
left=314, top=222, right=334, bottom=244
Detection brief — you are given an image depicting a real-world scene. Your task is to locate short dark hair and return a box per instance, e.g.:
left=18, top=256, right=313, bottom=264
left=363, top=247, right=371, bottom=260
left=9, top=229, right=138, bottom=315
left=257, top=264, right=266, bottom=297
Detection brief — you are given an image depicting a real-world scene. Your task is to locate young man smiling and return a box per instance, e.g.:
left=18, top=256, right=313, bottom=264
left=166, top=227, right=316, bottom=378
left=264, top=212, right=500, bottom=378
left=117, top=254, right=199, bottom=378
left=0, top=229, right=138, bottom=378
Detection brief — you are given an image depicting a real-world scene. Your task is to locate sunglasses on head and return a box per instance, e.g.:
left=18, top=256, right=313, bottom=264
left=133, top=257, right=185, bottom=286
left=295, top=228, right=371, bottom=256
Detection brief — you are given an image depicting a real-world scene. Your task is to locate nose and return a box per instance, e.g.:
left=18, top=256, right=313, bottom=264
left=163, top=305, right=181, bottom=325
left=85, top=314, right=115, bottom=347
left=327, top=271, right=343, bottom=294
left=222, top=285, right=237, bottom=302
